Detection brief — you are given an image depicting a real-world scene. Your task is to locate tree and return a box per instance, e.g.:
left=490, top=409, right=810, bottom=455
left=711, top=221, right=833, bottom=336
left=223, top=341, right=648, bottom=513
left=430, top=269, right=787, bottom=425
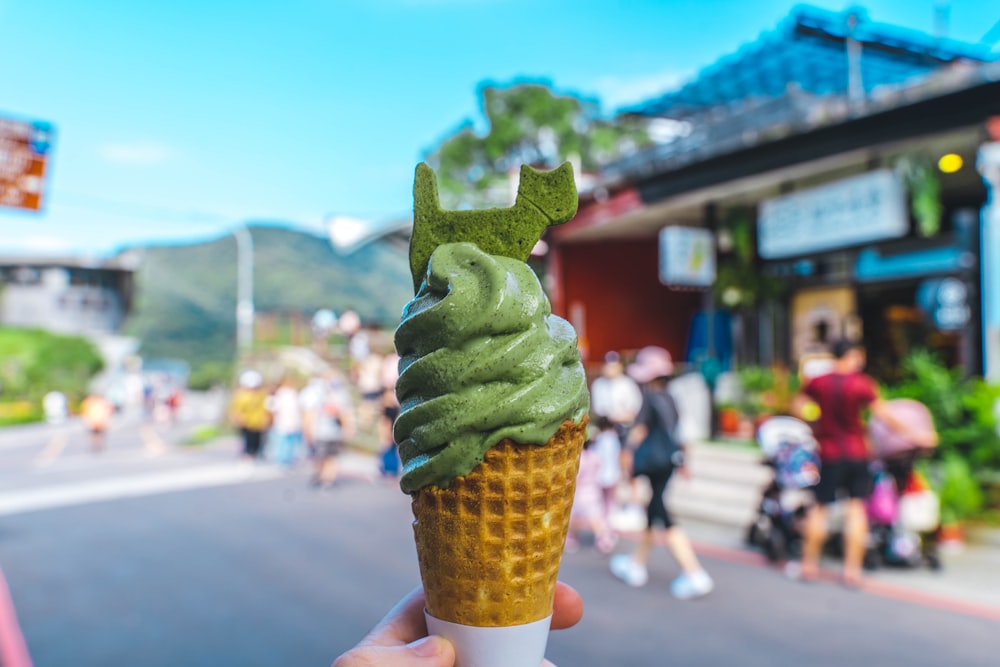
left=424, top=79, right=653, bottom=210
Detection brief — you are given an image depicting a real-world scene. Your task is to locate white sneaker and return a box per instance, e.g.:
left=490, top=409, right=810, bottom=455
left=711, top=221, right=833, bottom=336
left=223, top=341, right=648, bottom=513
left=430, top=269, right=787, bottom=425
left=610, top=554, right=649, bottom=587
left=670, top=570, right=714, bottom=600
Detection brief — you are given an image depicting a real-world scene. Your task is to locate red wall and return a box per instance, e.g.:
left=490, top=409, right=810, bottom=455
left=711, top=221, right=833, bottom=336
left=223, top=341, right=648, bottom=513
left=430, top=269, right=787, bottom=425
left=552, top=238, right=703, bottom=369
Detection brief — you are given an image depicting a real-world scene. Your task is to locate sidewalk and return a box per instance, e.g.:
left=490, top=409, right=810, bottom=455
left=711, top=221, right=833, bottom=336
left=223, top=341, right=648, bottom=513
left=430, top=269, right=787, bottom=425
left=341, top=447, right=1000, bottom=619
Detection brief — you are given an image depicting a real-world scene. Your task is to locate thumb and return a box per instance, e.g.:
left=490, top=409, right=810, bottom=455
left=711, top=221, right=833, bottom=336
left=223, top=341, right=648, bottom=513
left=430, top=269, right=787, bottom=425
left=335, top=635, right=455, bottom=667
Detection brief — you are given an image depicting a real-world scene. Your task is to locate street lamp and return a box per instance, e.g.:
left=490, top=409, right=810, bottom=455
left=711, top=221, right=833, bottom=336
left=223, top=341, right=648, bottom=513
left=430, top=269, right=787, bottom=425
left=233, top=224, right=254, bottom=353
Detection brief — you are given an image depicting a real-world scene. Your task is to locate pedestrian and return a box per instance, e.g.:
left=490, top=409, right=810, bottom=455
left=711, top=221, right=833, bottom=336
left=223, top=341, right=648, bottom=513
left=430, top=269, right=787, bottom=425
left=793, top=338, right=935, bottom=586
left=228, top=370, right=271, bottom=460
left=43, top=390, right=68, bottom=424
left=609, top=346, right=714, bottom=599
left=80, top=391, right=114, bottom=452
left=357, top=351, right=385, bottom=429
left=566, top=436, right=617, bottom=553
left=590, top=351, right=644, bottom=524
left=268, top=375, right=304, bottom=466
left=302, top=370, right=356, bottom=488
left=378, top=352, right=402, bottom=478
left=590, top=351, right=642, bottom=440
left=332, top=582, right=583, bottom=667
left=592, top=416, right=623, bottom=526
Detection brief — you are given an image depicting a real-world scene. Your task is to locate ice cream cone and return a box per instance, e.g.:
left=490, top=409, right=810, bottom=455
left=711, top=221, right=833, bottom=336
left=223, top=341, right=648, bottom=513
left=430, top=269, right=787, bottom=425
left=411, top=417, right=588, bottom=627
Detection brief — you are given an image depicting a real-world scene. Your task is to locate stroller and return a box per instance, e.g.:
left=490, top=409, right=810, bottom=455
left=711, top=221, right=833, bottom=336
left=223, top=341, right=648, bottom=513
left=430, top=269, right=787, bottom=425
left=865, top=399, right=942, bottom=570
left=746, top=416, right=821, bottom=563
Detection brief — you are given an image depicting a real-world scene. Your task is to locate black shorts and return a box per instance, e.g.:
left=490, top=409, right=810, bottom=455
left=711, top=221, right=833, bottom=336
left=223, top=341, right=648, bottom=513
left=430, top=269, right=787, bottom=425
left=315, top=440, right=344, bottom=459
left=814, top=459, right=873, bottom=505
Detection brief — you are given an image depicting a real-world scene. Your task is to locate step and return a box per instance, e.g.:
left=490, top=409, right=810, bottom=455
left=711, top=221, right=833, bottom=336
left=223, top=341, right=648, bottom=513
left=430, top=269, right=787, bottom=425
left=668, top=476, right=767, bottom=507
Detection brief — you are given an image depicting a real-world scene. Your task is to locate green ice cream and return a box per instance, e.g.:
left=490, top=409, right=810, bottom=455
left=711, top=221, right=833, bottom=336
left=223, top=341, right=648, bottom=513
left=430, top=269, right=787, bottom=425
left=394, top=242, right=589, bottom=494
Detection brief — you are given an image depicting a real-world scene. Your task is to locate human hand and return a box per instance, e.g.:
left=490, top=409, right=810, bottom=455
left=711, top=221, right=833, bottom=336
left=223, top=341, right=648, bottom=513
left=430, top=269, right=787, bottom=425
left=332, top=582, right=584, bottom=667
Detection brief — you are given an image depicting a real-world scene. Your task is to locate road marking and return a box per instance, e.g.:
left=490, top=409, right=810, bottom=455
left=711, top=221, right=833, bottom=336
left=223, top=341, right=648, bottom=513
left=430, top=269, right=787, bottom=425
left=0, top=567, right=33, bottom=667
left=140, top=425, right=169, bottom=458
left=33, top=431, right=69, bottom=467
left=0, top=463, right=281, bottom=516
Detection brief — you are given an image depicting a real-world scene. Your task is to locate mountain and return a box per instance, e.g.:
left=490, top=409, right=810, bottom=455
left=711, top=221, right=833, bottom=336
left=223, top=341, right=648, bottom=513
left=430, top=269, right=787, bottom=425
left=122, top=224, right=413, bottom=370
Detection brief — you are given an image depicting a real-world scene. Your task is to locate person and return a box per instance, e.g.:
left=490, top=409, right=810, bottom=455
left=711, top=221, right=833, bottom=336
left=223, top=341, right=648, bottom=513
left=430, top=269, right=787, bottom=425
left=43, top=390, right=68, bottom=425
left=609, top=346, right=714, bottom=599
left=566, top=435, right=617, bottom=553
left=332, top=582, right=583, bottom=667
left=302, top=370, right=356, bottom=488
left=378, top=352, right=402, bottom=477
left=590, top=351, right=644, bottom=522
left=590, top=351, right=642, bottom=440
left=269, top=375, right=305, bottom=466
left=228, top=370, right=272, bottom=460
left=794, top=338, right=936, bottom=586
left=80, top=391, right=114, bottom=452
left=357, top=351, right=386, bottom=429
left=592, top=416, right=623, bottom=526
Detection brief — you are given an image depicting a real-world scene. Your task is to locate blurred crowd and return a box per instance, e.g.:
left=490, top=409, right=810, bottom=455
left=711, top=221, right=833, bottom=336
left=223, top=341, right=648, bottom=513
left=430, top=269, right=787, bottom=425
left=567, top=340, right=940, bottom=602
left=227, top=331, right=400, bottom=489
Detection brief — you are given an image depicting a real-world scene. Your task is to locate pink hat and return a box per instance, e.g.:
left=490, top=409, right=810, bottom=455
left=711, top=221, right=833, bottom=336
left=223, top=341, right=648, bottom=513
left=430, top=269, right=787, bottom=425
left=627, top=346, right=675, bottom=383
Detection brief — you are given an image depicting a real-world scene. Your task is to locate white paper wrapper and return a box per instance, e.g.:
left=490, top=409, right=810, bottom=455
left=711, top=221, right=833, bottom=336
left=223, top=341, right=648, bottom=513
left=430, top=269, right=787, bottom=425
left=425, top=612, right=551, bottom=667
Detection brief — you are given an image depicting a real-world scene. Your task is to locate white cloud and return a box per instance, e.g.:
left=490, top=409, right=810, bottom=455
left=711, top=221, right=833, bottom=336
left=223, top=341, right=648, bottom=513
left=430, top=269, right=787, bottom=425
left=100, top=140, right=176, bottom=166
left=1, top=235, right=75, bottom=255
left=591, top=69, right=689, bottom=113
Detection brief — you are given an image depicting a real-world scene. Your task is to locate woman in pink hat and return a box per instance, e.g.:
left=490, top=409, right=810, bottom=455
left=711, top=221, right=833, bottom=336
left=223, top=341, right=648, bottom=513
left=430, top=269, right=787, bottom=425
left=609, top=346, right=714, bottom=599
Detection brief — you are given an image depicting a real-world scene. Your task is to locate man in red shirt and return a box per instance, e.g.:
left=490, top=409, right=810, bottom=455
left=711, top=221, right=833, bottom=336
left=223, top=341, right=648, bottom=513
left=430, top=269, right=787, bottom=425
left=796, top=339, right=933, bottom=586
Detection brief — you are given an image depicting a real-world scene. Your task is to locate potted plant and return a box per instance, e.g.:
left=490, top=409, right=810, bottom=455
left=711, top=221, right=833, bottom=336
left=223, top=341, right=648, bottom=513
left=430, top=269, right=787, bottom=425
left=886, top=349, right=1000, bottom=540
left=717, top=401, right=741, bottom=435
left=926, top=454, right=984, bottom=546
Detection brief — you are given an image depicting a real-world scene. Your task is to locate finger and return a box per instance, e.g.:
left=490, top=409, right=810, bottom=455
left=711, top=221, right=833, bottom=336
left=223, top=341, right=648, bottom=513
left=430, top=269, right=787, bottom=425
left=333, top=635, right=455, bottom=667
left=550, top=582, right=584, bottom=630
left=362, top=586, right=429, bottom=648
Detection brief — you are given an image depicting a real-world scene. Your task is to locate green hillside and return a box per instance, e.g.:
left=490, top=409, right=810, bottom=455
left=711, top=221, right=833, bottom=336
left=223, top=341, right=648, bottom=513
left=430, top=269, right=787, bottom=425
left=123, top=224, right=412, bottom=371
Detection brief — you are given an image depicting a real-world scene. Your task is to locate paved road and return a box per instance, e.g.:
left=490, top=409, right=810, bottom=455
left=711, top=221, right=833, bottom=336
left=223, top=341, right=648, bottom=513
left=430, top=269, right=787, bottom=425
left=0, top=454, right=997, bottom=667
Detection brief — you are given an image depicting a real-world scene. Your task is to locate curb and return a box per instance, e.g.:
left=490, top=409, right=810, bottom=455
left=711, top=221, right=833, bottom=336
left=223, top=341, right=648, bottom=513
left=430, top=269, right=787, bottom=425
left=0, top=567, right=32, bottom=667
left=611, top=527, right=1000, bottom=624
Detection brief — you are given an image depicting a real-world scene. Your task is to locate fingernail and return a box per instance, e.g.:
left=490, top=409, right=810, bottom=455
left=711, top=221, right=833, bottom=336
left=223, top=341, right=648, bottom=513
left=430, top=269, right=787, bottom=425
left=407, top=635, right=445, bottom=657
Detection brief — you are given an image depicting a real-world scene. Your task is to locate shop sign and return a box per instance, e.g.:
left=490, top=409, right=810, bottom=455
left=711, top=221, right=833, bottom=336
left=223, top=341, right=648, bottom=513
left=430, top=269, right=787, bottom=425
left=917, top=277, right=971, bottom=331
left=758, top=169, right=908, bottom=260
left=0, top=114, right=54, bottom=211
left=659, top=225, right=715, bottom=288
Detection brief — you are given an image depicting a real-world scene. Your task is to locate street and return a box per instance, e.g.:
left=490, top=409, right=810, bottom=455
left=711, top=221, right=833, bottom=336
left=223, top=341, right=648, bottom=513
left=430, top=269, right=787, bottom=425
left=0, top=408, right=997, bottom=667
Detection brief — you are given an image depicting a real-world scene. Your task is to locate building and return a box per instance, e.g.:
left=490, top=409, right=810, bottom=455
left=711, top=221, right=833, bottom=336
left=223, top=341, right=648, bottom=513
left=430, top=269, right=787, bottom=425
left=0, top=256, right=136, bottom=335
left=546, top=5, right=1000, bottom=380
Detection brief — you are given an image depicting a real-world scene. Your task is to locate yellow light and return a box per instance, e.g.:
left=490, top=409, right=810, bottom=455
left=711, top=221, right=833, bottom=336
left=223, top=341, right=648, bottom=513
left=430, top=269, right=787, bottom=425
left=938, top=153, right=964, bottom=173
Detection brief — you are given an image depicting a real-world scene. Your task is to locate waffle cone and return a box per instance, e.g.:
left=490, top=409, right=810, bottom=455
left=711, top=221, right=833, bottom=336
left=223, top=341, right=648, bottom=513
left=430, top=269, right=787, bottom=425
left=410, top=418, right=587, bottom=627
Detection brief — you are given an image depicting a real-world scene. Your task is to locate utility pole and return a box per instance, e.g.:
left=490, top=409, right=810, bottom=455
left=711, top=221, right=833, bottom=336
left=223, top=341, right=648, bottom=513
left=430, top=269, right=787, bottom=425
left=234, top=225, right=255, bottom=354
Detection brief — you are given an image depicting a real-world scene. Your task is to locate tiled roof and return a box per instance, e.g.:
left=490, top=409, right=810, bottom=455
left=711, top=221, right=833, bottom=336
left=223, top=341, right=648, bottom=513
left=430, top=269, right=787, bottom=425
left=627, top=4, right=995, bottom=119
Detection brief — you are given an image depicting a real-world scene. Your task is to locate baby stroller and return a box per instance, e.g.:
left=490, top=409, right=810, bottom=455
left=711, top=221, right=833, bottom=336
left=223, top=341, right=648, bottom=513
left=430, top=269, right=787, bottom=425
left=746, top=416, right=821, bottom=563
left=865, top=399, right=942, bottom=570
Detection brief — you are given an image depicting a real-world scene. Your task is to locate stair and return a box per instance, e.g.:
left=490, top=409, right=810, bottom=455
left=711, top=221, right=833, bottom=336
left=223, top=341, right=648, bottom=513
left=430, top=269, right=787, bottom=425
left=610, top=441, right=774, bottom=531
left=669, top=442, right=772, bottom=528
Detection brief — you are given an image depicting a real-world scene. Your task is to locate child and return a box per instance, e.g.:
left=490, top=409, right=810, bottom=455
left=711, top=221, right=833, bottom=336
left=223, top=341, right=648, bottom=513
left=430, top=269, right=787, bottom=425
left=566, top=437, right=617, bottom=554
left=593, top=416, right=623, bottom=525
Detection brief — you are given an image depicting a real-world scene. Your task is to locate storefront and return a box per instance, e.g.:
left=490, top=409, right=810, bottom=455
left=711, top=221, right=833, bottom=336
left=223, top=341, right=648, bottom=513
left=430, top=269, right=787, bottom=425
left=548, top=6, right=999, bottom=379
left=757, top=167, right=984, bottom=379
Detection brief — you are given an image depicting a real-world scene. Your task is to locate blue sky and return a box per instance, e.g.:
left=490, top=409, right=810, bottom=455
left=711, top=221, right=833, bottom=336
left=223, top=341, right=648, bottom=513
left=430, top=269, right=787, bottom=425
left=0, top=0, right=997, bottom=257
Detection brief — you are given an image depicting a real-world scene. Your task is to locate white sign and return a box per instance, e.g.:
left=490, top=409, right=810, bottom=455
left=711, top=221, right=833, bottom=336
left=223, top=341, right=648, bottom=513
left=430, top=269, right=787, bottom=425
left=659, top=226, right=715, bottom=287
left=758, top=169, right=908, bottom=259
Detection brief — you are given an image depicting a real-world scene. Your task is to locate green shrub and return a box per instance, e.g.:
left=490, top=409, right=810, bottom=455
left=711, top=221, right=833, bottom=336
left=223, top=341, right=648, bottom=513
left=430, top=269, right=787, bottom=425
left=886, top=349, right=1000, bottom=523
left=928, top=454, right=985, bottom=525
left=188, top=361, right=232, bottom=391
left=885, top=350, right=1000, bottom=469
left=0, top=328, right=104, bottom=406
